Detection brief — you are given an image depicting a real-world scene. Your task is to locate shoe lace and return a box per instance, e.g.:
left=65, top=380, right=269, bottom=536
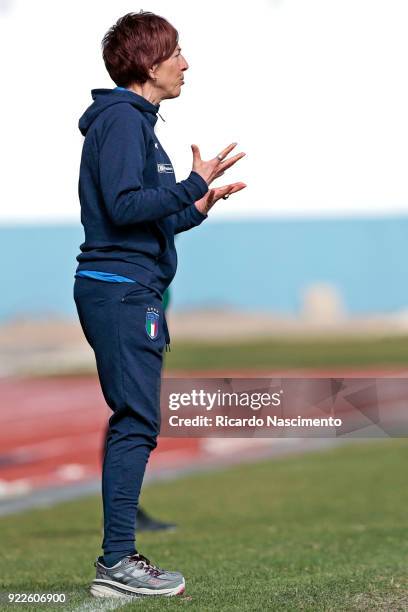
left=128, top=552, right=164, bottom=577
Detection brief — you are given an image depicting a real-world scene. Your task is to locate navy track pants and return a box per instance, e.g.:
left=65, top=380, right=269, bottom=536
left=73, top=277, right=168, bottom=561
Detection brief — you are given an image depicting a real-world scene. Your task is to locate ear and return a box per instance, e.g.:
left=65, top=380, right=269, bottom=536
left=148, top=64, right=159, bottom=81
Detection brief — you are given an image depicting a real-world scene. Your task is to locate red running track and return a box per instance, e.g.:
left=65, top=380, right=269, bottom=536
left=0, top=368, right=405, bottom=498
left=0, top=375, right=203, bottom=497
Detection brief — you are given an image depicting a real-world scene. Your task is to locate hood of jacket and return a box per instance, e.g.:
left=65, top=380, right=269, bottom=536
left=78, top=88, right=161, bottom=136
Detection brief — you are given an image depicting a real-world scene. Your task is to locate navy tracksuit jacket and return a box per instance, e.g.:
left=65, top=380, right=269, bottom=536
left=75, top=87, right=208, bottom=295
left=73, top=88, right=208, bottom=565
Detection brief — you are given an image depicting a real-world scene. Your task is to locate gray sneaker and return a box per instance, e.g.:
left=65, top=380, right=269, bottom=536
left=90, top=552, right=185, bottom=599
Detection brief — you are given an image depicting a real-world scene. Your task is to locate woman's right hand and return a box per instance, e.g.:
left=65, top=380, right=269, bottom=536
left=191, top=142, right=246, bottom=186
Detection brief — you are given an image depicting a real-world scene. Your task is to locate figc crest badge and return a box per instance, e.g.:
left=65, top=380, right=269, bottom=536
left=145, top=307, right=160, bottom=340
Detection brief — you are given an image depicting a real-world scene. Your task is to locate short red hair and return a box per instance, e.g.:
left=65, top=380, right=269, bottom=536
left=102, top=11, right=179, bottom=87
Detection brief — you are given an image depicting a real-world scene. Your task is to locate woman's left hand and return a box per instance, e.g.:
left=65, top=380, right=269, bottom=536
left=194, top=182, right=247, bottom=215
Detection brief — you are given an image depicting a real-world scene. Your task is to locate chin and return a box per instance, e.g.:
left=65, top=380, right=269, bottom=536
left=162, top=85, right=183, bottom=101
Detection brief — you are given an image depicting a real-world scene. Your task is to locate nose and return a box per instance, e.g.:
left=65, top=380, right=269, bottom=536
left=182, top=56, right=189, bottom=71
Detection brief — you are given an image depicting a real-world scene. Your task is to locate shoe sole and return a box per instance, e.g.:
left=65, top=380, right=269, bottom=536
left=90, top=578, right=185, bottom=599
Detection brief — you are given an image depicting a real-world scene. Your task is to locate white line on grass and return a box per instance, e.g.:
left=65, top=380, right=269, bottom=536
left=71, top=597, right=136, bottom=611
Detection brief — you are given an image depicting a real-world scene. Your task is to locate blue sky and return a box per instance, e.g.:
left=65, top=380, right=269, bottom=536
left=1, top=0, right=407, bottom=222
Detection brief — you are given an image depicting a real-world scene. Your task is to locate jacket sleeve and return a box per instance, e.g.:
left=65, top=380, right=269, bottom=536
left=166, top=203, right=208, bottom=235
left=98, top=108, right=208, bottom=226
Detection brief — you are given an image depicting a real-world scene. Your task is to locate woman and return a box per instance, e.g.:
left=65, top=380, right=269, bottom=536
left=74, top=10, right=246, bottom=599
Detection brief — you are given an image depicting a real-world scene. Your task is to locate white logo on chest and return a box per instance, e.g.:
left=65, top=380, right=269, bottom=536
left=157, top=163, right=174, bottom=174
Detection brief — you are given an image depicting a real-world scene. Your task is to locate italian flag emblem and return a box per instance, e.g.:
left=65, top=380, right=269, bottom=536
left=146, top=308, right=160, bottom=340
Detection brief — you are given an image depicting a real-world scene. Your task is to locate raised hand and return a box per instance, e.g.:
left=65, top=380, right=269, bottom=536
left=191, top=142, right=246, bottom=186
left=194, top=182, right=247, bottom=215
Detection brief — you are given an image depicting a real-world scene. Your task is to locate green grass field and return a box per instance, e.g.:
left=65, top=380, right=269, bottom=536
left=163, top=336, right=408, bottom=370
left=1, top=439, right=407, bottom=611
left=58, top=335, right=408, bottom=380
